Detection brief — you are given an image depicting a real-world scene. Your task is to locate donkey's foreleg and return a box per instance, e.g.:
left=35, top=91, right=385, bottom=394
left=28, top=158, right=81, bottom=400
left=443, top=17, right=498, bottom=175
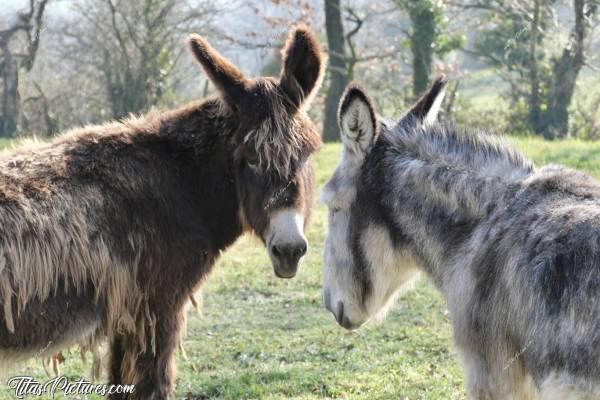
left=107, top=335, right=127, bottom=400
left=463, top=356, right=495, bottom=400
left=135, top=309, right=183, bottom=399
left=109, top=307, right=184, bottom=400
left=460, top=348, right=538, bottom=400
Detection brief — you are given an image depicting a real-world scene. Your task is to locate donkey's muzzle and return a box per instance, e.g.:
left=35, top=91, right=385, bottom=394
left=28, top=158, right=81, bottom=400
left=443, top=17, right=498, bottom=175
left=270, top=241, right=307, bottom=279
left=323, top=289, right=360, bottom=330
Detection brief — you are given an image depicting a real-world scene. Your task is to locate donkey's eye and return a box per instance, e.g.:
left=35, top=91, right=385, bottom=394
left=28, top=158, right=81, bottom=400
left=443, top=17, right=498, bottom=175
left=331, top=207, right=340, bottom=215
left=246, top=154, right=259, bottom=169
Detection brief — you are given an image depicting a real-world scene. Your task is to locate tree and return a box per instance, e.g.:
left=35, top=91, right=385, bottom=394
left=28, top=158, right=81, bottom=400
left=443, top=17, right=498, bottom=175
left=397, top=0, right=436, bottom=97
left=395, top=0, right=464, bottom=98
left=58, top=0, right=220, bottom=120
left=323, top=2, right=400, bottom=142
left=468, top=0, right=598, bottom=138
left=546, top=0, right=597, bottom=137
left=323, top=0, right=348, bottom=142
left=0, top=0, right=49, bottom=137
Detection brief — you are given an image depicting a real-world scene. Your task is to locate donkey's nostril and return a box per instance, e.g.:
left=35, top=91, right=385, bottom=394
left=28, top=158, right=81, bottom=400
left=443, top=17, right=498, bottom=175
left=271, top=242, right=307, bottom=261
left=298, top=242, right=308, bottom=257
left=272, top=245, right=282, bottom=258
left=336, top=301, right=344, bottom=325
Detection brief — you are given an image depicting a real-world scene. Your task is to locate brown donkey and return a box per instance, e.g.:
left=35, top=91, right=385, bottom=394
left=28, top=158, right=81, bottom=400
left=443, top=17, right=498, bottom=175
left=0, top=27, right=324, bottom=398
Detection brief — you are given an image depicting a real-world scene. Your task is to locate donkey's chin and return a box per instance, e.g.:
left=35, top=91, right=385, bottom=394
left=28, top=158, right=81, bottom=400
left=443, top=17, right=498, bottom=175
left=270, top=256, right=303, bottom=279
left=324, top=297, right=369, bottom=330
left=336, top=316, right=366, bottom=331
left=273, top=268, right=297, bottom=279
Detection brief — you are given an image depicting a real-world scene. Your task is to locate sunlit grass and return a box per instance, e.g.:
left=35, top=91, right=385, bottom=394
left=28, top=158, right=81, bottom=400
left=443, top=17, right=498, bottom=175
left=1, top=137, right=600, bottom=399
left=509, top=136, right=600, bottom=179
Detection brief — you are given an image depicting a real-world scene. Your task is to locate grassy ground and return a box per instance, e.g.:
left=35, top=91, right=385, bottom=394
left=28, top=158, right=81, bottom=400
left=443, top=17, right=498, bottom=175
left=1, top=136, right=600, bottom=399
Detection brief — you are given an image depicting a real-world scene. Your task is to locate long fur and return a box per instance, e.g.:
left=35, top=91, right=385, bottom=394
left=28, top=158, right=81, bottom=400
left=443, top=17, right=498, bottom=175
left=323, top=81, right=600, bottom=399
left=0, top=25, right=324, bottom=398
left=243, top=80, right=322, bottom=178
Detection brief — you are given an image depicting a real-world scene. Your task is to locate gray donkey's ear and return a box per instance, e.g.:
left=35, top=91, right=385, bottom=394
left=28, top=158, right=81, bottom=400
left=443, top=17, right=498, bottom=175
left=338, top=82, right=378, bottom=160
left=403, top=75, right=447, bottom=126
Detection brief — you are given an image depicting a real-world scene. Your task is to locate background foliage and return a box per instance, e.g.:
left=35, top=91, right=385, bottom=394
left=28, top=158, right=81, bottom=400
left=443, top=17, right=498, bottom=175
left=1, top=0, right=600, bottom=140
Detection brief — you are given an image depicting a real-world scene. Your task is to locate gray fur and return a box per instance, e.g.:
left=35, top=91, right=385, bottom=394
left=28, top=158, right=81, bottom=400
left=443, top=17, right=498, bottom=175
left=322, top=82, right=600, bottom=399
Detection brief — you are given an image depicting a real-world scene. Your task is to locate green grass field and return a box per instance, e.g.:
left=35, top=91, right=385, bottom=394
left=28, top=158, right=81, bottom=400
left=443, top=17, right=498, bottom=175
left=1, top=136, right=600, bottom=399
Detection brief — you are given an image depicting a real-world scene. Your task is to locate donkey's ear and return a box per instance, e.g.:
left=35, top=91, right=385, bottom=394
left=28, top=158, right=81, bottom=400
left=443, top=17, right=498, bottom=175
left=338, top=83, right=378, bottom=159
left=280, top=26, right=324, bottom=108
left=403, top=75, right=447, bottom=126
left=188, top=34, right=249, bottom=107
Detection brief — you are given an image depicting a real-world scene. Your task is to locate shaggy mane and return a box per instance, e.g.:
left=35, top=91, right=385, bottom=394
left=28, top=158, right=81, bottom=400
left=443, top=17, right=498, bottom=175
left=389, top=121, right=534, bottom=180
left=384, top=122, right=535, bottom=217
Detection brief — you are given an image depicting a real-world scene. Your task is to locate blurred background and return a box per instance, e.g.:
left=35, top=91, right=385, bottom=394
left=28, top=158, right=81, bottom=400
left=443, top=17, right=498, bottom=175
left=1, top=0, right=600, bottom=142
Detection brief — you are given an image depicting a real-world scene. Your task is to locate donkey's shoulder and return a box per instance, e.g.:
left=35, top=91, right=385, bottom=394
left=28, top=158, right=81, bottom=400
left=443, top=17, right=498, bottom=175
left=525, top=164, right=600, bottom=202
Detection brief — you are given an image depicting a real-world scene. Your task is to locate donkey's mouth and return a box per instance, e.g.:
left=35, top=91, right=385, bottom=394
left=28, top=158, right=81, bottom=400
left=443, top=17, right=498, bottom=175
left=273, top=267, right=297, bottom=279
left=323, top=290, right=366, bottom=330
left=270, top=252, right=303, bottom=279
left=269, top=241, right=307, bottom=279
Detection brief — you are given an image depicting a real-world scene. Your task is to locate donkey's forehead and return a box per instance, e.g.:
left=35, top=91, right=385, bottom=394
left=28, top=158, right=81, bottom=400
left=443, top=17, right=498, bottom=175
left=247, top=78, right=290, bottom=103
left=239, top=79, right=321, bottom=179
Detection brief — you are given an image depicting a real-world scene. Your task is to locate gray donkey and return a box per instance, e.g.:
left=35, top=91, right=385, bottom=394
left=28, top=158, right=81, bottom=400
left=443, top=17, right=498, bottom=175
left=321, top=78, right=600, bottom=399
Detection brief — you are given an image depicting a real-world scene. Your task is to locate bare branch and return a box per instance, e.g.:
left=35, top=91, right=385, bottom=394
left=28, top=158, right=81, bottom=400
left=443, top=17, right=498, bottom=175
left=105, top=0, right=131, bottom=70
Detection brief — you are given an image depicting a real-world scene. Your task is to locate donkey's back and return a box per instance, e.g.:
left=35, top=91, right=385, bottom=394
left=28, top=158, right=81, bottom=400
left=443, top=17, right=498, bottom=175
left=0, top=123, right=178, bottom=364
left=479, top=164, right=600, bottom=393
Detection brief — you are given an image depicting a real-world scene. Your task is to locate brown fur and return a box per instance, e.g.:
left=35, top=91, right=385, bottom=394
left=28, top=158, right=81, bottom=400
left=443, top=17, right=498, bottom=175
left=0, top=26, right=324, bottom=399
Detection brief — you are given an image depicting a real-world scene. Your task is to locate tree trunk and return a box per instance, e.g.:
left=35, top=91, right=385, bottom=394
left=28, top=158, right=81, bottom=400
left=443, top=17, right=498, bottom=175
left=528, top=0, right=544, bottom=135
left=1, top=49, right=19, bottom=137
left=409, top=5, right=435, bottom=98
left=543, top=0, right=594, bottom=138
left=546, top=52, right=580, bottom=138
left=0, top=0, right=48, bottom=137
left=323, top=0, right=348, bottom=142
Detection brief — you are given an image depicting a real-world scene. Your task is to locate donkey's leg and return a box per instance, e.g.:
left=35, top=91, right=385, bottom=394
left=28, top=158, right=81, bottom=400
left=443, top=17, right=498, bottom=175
left=538, top=373, right=597, bottom=400
left=462, top=351, right=495, bottom=400
left=460, top=348, right=538, bottom=400
left=107, top=335, right=127, bottom=400
left=117, top=307, right=184, bottom=400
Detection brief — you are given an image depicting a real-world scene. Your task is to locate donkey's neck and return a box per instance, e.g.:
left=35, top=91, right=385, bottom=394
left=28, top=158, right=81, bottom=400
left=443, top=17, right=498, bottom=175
left=162, top=98, right=245, bottom=250
left=384, top=125, right=533, bottom=219
left=372, top=128, right=533, bottom=286
left=157, top=97, right=238, bottom=151
left=133, top=97, right=244, bottom=252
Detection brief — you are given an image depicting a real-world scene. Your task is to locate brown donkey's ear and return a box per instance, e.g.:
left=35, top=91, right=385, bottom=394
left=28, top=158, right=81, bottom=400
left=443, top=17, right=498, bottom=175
left=188, top=34, right=249, bottom=107
left=280, top=26, right=325, bottom=108
left=403, top=75, right=448, bottom=126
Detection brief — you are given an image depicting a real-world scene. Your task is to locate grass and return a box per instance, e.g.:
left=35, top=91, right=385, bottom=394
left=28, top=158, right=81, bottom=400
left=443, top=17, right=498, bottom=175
left=509, top=136, right=600, bottom=177
left=1, top=136, right=600, bottom=399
